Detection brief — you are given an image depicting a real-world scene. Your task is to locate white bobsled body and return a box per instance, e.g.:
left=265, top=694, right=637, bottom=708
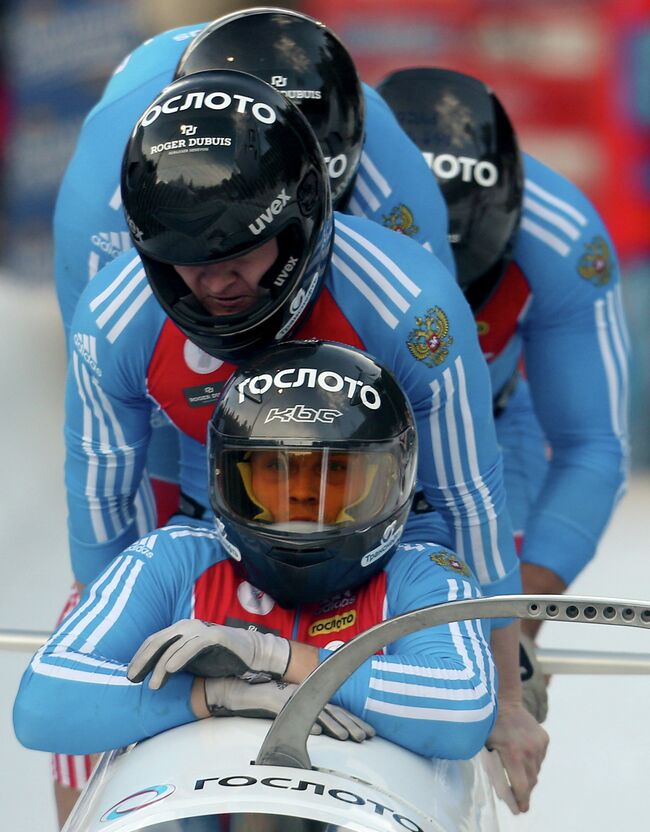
left=63, top=718, right=499, bottom=832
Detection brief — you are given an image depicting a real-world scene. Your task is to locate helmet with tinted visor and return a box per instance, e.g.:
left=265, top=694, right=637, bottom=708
left=208, top=340, right=417, bottom=607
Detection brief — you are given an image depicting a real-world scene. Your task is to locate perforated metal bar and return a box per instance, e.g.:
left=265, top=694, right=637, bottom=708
left=256, top=594, right=650, bottom=769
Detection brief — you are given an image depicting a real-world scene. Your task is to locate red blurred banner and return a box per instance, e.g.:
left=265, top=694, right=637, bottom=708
left=307, top=0, right=650, bottom=260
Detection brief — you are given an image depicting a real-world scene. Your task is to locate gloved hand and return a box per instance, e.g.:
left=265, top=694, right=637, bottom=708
left=205, top=677, right=376, bottom=742
left=127, top=620, right=291, bottom=689
left=519, top=634, right=548, bottom=723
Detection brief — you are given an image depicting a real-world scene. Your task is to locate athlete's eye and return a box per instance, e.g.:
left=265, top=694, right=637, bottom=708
left=329, top=460, right=348, bottom=473
left=258, top=454, right=287, bottom=473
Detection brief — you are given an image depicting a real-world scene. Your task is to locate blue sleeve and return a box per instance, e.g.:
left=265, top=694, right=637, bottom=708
left=64, top=253, right=160, bottom=584
left=517, top=154, right=630, bottom=583
left=13, top=527, right=221, bottom=755
left=94, top=24, right=203, bottom=110
left=324, top=545, right=496, bottom=759
left=330, top=215, right=520, bottom=599
left=345, top=84, right=456, bottom=277
left=53, top=24, right=202, bottom=340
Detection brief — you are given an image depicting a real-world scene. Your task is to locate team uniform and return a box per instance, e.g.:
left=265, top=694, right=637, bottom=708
left=65, top=213, right=518, bottom=602
left=53, top=22, right=454, bottom=339
left=473, top=153, right=629, bottom=584
left=14, top=526, right=496, bottom=760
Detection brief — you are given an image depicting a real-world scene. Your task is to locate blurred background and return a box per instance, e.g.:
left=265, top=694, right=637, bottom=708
left=0, top=0, right=648, bottom=456
left=0, top=1, right=648, bottom=830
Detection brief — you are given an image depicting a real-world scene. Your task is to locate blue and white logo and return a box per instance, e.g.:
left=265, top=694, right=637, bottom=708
left=361, top=521, right=403, bottom=568
left=100, top=784, right=175, bottom=822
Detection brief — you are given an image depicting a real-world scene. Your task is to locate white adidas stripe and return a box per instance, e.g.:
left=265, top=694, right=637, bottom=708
left=595, top=296, right=623, bottom=439
left=429, top=365, right=491, bottom=583
left=88, top=251, right=100, bottom=280
left=51, top=559, right=125, bottom=643
left=42, top=558, right=135, bottom=655
left=365, top=697, right=494, bottom=723
left=520, top=216, right=570, bottom=257
left=523, top=196, right=581, bottom=241
left=96, top=268, right=146, bottom=329
left=31, top=659, right=132, bottom=687
left=353, top=172, right=381, bottom=212
left=335, top=235, right=410, bottom=313
left=454, top=360, right=504, bottom=579
left=369, top=677, right=486, bottom=701
left=89, top=377, right=137, bottom=508
left=107, top=284, right=152, bottom=343
left=109, top=184, right=122, bottom=211
left=72, top=354, right=108, bottom=543
left=170, top=528, right=220, bottom=540
left=606, top=290, right=630, bottom=440
left=134, top=475, right=157, bottom=539
left=80, top=560, right=144, bottom=653
left=359, top=151, right=392, bottom=199
left=332, top=252, right=399, bottom=329
left=89, top=255, right=141, bottom=312
left=336, top=218, right=421, bottom=297
left=524, top=178, right=587, bottom=226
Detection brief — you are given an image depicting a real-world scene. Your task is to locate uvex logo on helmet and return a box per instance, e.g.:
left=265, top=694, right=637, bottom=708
left=125, top=212, right=144, bottom=242
left=237, top=368, right=381, bottom=410
left=422, top=152, right=499, bottom=187
left=275, top=270, right=321, bottom=341
left=140, top=90, right=277, bottom=127
left=248, top=189, right=291, bottom=236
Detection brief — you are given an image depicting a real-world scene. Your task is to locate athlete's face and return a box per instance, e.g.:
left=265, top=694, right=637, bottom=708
left=174, top=238, right=279, bottom=316
left=249, top=450, right=368, bottom=524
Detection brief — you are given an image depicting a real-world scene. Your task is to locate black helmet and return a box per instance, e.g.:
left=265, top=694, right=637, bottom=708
left=175, top=7, right=364, bottom=209
left=121, top=69, right=333, bottom=361
left=377, top=67, right=523, bottom=311
left=208, top=340, right=417, bottom=607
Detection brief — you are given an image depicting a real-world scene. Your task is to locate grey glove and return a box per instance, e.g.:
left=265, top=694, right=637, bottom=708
left=520, top=634, right=548, bottom=723
left=127, top=620, right=291, bottom=690
left=205, top=677, right=376, bottom=742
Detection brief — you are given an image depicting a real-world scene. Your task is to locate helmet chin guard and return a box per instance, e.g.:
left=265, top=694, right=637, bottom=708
left=208, top=341, right=418, bottom=607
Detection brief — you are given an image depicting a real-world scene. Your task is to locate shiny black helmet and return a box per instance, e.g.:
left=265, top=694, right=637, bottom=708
left=175, top=7, right=364, bottom=209
left=121, top=69, right=333, bottom=361
left=208, top=340, right=417, bottom=607
left=377, top=67, right=523, bottom=311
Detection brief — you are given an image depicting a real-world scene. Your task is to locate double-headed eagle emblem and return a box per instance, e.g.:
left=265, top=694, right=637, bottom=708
left=429, top=552, right=472, bottom=576
left=577, top=236, right=612, bottom=287
left=382, top=203, right=420, bottom=238
left=407, top=306, right=453, bottom=367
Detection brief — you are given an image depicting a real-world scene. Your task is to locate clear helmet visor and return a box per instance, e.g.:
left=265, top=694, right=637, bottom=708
left=214, top=437, right=415, bottom=534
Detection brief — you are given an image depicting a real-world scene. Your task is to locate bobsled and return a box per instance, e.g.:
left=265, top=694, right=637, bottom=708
left=61, top=718, right=499, bottom=832
left=46, top=594, right=650, bottom=831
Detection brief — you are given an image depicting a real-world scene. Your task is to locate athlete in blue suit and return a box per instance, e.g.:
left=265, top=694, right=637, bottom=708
left=377, top=68, right=630, bottom=723
left=15, top=341, right=497, bottom=761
